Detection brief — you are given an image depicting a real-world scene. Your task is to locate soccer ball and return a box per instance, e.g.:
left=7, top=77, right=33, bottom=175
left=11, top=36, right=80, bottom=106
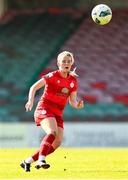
left=91, top=4, right=112, bottom=25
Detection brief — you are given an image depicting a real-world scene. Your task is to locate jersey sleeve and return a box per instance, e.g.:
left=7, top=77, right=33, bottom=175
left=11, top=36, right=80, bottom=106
left=70, top=78, right=78, bottom=93
left=42, top=72, right=54, bottom=83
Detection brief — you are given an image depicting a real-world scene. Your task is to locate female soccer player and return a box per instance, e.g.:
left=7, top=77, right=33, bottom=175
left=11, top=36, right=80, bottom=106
left=20, top=51, right=84, bottom=172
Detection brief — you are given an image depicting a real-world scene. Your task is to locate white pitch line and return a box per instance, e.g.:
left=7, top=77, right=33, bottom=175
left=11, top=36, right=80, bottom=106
left=6, top=179, right=128, bottom=180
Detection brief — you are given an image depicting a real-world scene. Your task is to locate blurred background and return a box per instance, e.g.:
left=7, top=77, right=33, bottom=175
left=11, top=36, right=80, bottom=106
left=0, top=0, right=128, bottom=148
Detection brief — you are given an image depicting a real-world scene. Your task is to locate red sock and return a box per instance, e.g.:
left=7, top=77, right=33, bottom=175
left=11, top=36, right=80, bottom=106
left=32, top=150, right=39, bottom=161
left=47, top=145, right=55, bottom=155
left=32, top=145, right=55, bottom=161
left=39, top=134, right=55, bottom=156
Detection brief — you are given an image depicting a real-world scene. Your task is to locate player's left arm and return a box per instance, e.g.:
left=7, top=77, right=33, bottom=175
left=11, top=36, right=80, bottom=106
left=69, top=91, right=84, bottom=109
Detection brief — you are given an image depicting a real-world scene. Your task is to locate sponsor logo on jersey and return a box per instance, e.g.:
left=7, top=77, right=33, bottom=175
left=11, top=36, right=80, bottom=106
left=61, top=87, right=69, bottom=94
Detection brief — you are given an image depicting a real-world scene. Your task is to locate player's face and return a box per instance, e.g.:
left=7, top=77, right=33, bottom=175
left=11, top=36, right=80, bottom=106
left=58, top=56, right=73, bottom=72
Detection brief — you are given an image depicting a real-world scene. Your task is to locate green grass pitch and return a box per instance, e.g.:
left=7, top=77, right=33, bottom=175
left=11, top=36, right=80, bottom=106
left=0, top=148, right=128, bottom=180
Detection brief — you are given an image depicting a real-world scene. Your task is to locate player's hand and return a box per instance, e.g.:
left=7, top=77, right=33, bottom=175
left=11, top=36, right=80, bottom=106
left=25, top=100, right=33, bottom=112
left=77, top=100, right=84, bottom=109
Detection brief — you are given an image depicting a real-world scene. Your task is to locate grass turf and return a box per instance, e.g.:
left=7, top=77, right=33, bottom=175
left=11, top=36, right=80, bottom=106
left=0, top=148, right=128, bottom=179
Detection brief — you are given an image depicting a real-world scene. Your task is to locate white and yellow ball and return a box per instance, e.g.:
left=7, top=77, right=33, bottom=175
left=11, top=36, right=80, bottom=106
left=91, top=4, right=112, bottom=25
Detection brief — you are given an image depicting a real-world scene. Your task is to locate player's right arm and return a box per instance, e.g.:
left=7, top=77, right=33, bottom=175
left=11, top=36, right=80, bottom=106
left=25, top=78, right=46, bottom=111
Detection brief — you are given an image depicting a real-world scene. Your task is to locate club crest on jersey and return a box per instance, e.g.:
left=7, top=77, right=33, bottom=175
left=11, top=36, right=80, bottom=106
left=70, top=82, right=74, bottom=88
left=61, top=87, right=69, bottom=94
left=41, top=110, right=47, bottom=115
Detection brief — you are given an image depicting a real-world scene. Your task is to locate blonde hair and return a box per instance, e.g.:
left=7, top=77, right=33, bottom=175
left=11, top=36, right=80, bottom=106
left=57, top=51, right=78, bottom=77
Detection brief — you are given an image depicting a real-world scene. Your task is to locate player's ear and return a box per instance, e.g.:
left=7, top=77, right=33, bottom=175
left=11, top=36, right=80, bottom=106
left=57, top=62, right=60, bottom=67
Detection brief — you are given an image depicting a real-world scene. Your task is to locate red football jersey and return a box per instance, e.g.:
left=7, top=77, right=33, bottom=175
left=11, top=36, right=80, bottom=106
left=37, top=70, right=77, bottom=116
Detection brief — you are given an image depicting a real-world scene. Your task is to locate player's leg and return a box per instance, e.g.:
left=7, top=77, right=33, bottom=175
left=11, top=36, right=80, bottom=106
left=51, top=115, right=64, bottom=149
left=30, top=116, right=64, bottom=161
left=25, top=126, right=63, bottom=165
left=30, top=144, right=54, bottom=162
left=20, top=117, right=57, bottom=171
left=52, top=126, right=63, bottom=149
left=35, top=117, right=58, bottom=169
left=20, top=123, right=63, bottom=171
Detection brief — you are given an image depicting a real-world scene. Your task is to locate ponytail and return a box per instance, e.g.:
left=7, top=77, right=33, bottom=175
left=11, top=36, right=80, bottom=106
left=69, top=67, right=79, bottom=77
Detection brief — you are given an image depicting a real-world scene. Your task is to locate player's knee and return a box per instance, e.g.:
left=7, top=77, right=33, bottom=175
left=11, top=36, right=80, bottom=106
left=50, top=130, right=58, bottom=137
